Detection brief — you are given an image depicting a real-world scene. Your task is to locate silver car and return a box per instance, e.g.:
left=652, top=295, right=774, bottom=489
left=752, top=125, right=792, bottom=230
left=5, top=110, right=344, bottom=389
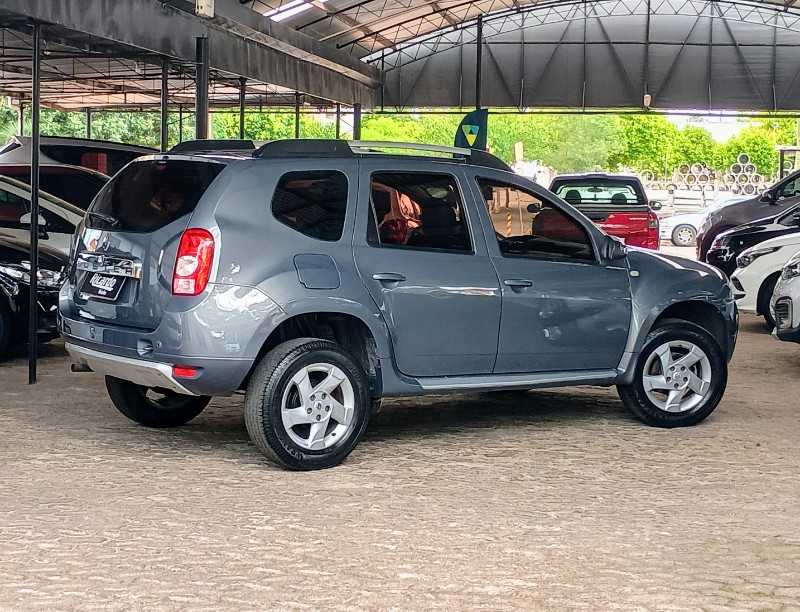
left=771, top=249, right=800, bottom=343
left=59, top=140, right=738, bottom=470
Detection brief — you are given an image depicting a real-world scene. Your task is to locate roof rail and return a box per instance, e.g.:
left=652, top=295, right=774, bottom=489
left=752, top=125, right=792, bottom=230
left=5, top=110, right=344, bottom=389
left=254, top=139, right=512, bottom=171
left=169, top=139, right=263, bottom=153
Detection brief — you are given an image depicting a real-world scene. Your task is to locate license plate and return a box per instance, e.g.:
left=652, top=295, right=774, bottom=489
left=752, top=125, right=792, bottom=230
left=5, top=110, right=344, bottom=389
left=80, top=272, right=126, bottom=302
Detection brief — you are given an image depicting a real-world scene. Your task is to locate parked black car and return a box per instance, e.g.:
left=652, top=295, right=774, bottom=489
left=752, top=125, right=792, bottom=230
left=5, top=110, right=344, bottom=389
left=697, top=169, right=800, bottom=261
left=0, top=233, right=66, bottom=358
left=705, top=202, right=800, bottom=277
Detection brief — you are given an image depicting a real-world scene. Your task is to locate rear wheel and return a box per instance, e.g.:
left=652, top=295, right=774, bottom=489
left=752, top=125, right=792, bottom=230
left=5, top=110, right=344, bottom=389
left=671, top=224, right=696, bottom=247
left=244, top=338, right=370, bottom=471
left=105, top=376, right=211, bottom=428
left=617, top=320, right=727, bottom=428
left=757, top=274, right=779, bottom=331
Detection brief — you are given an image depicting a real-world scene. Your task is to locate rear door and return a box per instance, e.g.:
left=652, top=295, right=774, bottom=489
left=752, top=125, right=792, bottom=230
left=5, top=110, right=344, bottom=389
left=352, top=161, right=501, bottom=377
left=67, top=156, right=225, bottom=330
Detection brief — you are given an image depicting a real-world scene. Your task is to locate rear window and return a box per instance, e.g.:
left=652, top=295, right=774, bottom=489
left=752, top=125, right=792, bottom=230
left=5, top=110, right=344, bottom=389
left=41, top=145, right=147, bottom=176
left=0, top=168, right=106, bottom=209
left=271, top=170, right=348, bottom=241
left=552, top=180, right=643, bottom=206
left=87, top=159, right=224, bottom=232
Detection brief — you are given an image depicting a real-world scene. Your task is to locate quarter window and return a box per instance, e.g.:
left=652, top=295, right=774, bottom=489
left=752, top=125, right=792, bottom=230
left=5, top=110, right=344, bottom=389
left=0, top=188, right=27, bottom=229
left=271, top=171, right=348, bottom=241
left=368, top=172, right=472, bottom=253
left=477, top=178, right=594, bottom=262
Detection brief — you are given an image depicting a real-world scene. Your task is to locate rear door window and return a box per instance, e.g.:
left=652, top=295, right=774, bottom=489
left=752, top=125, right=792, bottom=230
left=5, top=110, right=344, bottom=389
left=271, top=170, right=349, bottom=241
left=87, top=159, right=225, bottom=232
left=367, top=172, right=472, bottom=253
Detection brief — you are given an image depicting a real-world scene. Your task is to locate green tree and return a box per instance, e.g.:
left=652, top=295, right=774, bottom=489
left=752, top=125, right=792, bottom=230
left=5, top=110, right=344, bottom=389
left=608, top=115, right=679, bottom=175
left=669, top=125, right=720, bottom=170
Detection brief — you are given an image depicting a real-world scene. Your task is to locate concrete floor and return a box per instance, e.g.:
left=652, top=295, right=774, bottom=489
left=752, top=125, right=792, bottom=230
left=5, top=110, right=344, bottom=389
left=1, top=312, right=799, bottom=610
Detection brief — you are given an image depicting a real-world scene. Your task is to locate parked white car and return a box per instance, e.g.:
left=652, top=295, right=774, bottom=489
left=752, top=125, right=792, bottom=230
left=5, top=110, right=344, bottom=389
left=730, top=232, right=800, bottom=328
left=660, top=196, right=749, bottom=247
left=0, top=175, right=84, bottom=254
left=770, top=249, right=800, bottom=343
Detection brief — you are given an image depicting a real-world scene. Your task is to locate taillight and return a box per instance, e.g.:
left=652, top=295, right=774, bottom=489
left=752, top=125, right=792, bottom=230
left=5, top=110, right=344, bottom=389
left=172, top=228, right=214, bottom=296
left=648, top=212, right=659, bottom=230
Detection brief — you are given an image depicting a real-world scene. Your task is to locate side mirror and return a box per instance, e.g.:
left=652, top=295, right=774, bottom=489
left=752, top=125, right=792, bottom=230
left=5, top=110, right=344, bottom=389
left=759, top=191, right=775, bottom=204
left=649, top=200, right=662, bottom=211
left=603, top=235, right=628, bottom=261
left=526, top=203, right=542, bottom=213
left=793, top=211, right=800, bottom=226
left=19, top=212, right=47, bottom=228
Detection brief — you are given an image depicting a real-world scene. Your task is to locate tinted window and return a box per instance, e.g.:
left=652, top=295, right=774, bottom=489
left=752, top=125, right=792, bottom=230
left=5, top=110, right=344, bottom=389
left=88, top=159, right=224, bottom=232
left=368, top=172, right=471, bottom=253
left=271, top=171, right=348, bottom=241
left=776, top=176, right=800, bottom=201
left=0, top=188, right=27, bottom=229
left=39, top=173, right=106, bottom=209
left=41, top=145, right=146, bottom=176
left=477, top=178, right=594, bottom=262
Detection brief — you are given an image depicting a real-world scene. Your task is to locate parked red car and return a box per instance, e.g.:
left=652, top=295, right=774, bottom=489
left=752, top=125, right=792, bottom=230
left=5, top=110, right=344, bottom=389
left=549, top=173, right=661, bottom=249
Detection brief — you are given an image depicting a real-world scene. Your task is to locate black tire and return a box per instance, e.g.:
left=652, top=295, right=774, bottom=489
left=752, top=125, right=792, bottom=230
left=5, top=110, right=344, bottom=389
left=671, top=224, right=696, bottom=247
left=0, top=302, right=11, bottom=360
left=617, top=320, right=727, bottom=428
left=757, top=274, right=779, bottom=331
left=244, top=338, right=371, bottom=471
left=105, top=376, right=211, bottom=428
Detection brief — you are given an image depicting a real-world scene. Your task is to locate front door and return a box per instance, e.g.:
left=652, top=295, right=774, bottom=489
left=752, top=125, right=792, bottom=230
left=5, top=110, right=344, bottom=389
left=470, top=174, right=632, bottom=374
left=353, top=163, right=501, bottom=377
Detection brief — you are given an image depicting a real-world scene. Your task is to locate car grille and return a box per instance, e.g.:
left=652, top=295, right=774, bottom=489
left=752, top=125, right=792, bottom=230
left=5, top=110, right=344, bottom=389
left=775, top=299, right=792, bottom=331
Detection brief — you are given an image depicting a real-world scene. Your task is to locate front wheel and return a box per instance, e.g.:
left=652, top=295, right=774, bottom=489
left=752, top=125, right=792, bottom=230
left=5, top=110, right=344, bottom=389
left=105, top=376, right=211, bottom=428
left=758, top=275, right=779, bottom=331
left=244, top=338, right=371, bottom=470
left=617, top=320, right=727, bottom=428
left=671, top=224, right=697, bottom=247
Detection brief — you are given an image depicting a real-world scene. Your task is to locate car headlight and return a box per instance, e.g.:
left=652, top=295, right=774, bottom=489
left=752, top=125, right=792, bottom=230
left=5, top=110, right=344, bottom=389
left=736, top=246, right=780, bottom=269
left=782, top=254, right=800, bottom=279
left=0, top=262, right=65, bottom=289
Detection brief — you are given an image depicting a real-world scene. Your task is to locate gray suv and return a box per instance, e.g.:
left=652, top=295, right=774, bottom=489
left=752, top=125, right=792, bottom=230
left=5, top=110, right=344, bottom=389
left=60, top=140, right=738, bottom=470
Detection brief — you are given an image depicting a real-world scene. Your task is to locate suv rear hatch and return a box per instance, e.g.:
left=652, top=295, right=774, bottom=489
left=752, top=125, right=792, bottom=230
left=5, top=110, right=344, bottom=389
left=550, top=176, right=659, bottom=249
left=68, top=156, right=225, bottom=330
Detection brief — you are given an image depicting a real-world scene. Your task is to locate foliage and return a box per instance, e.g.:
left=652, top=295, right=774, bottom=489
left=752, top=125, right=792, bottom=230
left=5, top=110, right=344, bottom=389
left=2, top=99, right=797, bottom=177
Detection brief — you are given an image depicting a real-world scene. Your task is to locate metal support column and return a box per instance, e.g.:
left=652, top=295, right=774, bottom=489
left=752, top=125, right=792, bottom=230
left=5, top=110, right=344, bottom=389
left=353, top=103, right=362, bottom=140
left=195, top=37, right=210, bottom=139
left=178, top=104, right=184, bottom=143
left=476, top=15, right=483, bottom=110
left=85, top=107, right=92, bottom=139
left=238, top=77, right=246, bottom=139
left=294, top=92, right=301, bottom=139
left=18, top=103, right=24, bottom=135
left=28, top=22, right=41, bottom=384
left=335, top=104, right=341, bottom=139
left=160, top=58, right=169, bottom=151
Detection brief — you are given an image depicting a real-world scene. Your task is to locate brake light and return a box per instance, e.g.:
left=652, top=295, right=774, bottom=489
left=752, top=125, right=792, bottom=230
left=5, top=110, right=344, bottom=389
left=172, top=228, right=214, bottom=296
left=648, top=212, right=659, bottom=230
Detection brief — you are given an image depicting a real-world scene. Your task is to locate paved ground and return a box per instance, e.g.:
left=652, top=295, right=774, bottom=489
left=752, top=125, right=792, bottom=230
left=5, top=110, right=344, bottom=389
left=1, top=311, right=799, bottom=611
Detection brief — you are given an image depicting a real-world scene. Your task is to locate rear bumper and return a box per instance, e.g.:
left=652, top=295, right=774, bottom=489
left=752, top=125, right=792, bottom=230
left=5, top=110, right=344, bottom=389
left=66, top=342, right=197, bottom=395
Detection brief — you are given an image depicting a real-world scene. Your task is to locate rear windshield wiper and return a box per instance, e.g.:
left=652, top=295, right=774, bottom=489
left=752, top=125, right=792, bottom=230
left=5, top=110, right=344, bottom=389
left=87, top=211, right=119, bottom=226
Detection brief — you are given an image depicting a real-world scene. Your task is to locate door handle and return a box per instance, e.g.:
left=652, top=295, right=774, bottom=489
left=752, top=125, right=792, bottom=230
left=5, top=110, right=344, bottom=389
left=373, top=272, right=406, bottom=284
left=503, top=278, right=533, bottom=288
